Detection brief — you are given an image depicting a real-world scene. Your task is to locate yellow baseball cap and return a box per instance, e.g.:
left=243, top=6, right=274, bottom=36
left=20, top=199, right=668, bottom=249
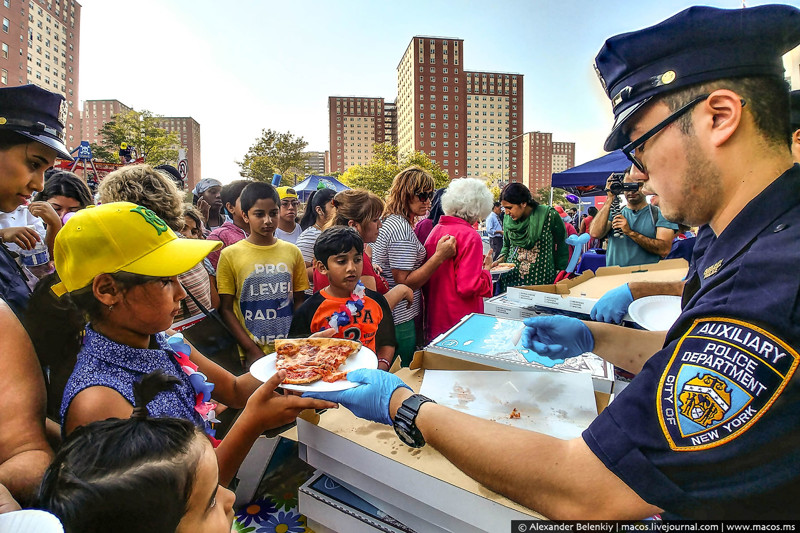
left=51, top=202, right=222, bottom=296
left=276, top=186, right=297, bottom=200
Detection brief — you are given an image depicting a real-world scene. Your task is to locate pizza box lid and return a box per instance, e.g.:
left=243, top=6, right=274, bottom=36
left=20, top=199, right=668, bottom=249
left=506, top=258, right=688, bottom=316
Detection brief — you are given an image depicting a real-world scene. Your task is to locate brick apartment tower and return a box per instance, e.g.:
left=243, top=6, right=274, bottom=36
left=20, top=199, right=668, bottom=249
left=2, top=0, right=81, bottom=150
left=551, top=141, right=575, bottom=175
left=522, top=132, right=576, bottom=193
left=157, top=117, right=201, bottom=191
left=328, top=96, right=385, bottom=173
left=304, top=151, right=326, bottom=175
left=465, top=70, right=524, bottom=183
left=397, top=36, right=467, bottom=178
left=81, top=99, right=132, bottom=146
left=383, top=101, right=397, bottom=146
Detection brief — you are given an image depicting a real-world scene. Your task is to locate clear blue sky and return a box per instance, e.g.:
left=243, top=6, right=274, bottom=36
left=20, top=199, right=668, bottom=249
left=76, top=0, right=799, bottom=183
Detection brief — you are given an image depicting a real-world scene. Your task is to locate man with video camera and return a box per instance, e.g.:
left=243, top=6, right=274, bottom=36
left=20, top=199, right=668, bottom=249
left=589, top=167, right=677, bottom=267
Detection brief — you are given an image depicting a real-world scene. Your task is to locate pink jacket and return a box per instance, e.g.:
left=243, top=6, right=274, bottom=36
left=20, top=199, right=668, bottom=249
left=424, top=216, right=493, bottom=341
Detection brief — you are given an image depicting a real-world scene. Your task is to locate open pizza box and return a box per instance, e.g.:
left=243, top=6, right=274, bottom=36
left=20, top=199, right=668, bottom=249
left=506, top=258, right=689, bottom=319
left=297, top=347, right=616, bottom=530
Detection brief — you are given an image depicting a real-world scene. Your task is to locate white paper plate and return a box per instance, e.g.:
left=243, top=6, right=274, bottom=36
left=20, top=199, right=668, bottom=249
left=0, top=510, right=64, bottom=533
left=628, top=295, right=682, bottom=331
left=490, top=266, right=515, bottom=275
left=249, top=345, right=377, bottom=392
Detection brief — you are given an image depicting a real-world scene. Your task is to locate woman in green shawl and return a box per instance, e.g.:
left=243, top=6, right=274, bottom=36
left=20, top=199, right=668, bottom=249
left=493, top=183, right=568, bottom=292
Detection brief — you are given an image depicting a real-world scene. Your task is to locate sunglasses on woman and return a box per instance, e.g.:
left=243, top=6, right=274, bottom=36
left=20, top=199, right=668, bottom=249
left=415, top=191, right=434, bottom=202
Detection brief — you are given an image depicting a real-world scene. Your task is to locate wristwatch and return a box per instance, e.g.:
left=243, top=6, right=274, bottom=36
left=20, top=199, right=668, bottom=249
left=393, top=393, right=436, bottom=448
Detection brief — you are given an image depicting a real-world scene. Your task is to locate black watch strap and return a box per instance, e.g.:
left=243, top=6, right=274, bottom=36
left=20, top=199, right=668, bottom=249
left=393, top=393, right=435, bottom=448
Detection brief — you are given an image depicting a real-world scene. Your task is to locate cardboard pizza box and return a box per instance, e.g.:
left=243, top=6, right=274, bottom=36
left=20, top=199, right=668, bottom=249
left=297, top=359, right=550, bottom=532
left=424, top=313, right=615, bottom=397
left=506, top=258, right=688, bottom=317
left=483, top=293, right=541, bottom=320
left=299, top=471, right=416, bottom=533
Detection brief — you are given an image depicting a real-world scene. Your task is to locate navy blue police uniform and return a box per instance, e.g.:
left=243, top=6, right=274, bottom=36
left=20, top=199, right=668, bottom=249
left=0, top=85, right=72, bottom=317
left=582, top=5, right=800, bottom=519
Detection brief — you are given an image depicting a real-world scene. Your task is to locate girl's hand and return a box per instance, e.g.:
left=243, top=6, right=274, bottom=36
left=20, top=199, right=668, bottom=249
left=245, top=370, right=337, bottom=430
left=28, top=201, right=62, bottom=229
left=0, top=483, right=20, bottom=515
left=0, top=227, right=40, bottom=250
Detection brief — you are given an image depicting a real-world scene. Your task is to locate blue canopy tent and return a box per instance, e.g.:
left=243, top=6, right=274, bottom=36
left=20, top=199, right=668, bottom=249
left=551, top=150, right=630, bottom=198
left=293, top=175, right=350, bottom=202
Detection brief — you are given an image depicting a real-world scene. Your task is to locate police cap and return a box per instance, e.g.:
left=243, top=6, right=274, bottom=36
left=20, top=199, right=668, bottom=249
left=0, top=84, right=72, bottom=159
left=595, top=5, right=800, bottom=151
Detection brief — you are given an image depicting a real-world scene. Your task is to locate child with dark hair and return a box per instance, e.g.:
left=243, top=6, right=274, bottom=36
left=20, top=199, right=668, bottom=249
left=30, top=202, right=333, bottom=487
left=39, top=369, right=236, bottom=533
left=296, top=187, right=336, bottom=293
left=206, top=180, right=251, bottom=272
left=216, top=182, right=309, bottom=368
left=290, top=226, right=396, bottom=371
left=37, top=170, right=93, bottom=223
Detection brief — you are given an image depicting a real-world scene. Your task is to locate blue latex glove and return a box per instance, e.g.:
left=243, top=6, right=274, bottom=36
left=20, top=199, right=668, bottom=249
left=590, top=283, right=634, bottom=324
left=521, top=316, right=594, bottom=367
left=302, top=368, right=411, bottom=425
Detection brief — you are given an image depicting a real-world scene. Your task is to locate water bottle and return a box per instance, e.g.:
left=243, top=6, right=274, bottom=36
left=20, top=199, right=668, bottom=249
left=19, top=240, right=49, bottom=267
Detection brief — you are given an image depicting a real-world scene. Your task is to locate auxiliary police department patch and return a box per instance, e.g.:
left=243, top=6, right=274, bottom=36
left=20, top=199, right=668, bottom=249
left=657, top=317, right=799, bottom=451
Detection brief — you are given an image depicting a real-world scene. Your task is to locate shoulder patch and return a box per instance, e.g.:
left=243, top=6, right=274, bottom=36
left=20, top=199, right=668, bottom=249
left=657, top=317, right=799, bottom=451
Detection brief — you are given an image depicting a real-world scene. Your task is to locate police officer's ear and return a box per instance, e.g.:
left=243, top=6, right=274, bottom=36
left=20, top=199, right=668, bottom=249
left=704, top=90, right=745, bottom=148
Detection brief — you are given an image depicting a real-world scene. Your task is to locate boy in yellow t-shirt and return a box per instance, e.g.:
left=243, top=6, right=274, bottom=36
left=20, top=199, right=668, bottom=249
left=217, top=182, right=309, bottom=367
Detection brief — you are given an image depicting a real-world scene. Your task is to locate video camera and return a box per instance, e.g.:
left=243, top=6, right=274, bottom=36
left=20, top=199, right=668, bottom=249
left=605, top=172, right=641, bottom=195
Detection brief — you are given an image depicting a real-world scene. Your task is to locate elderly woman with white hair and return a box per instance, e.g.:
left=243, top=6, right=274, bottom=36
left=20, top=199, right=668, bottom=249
left=423, top=178, right=495, bottom=341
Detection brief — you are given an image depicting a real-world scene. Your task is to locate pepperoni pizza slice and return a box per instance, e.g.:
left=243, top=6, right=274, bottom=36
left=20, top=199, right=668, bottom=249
left=274, top=338, right=361, bottom=385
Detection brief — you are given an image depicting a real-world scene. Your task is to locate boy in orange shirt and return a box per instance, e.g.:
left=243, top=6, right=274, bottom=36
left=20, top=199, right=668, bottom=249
left=289, top=226, right=396, bottom=371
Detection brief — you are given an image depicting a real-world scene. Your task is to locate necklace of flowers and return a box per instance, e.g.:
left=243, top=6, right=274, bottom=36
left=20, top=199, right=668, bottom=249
left=167, top=333, right=222, bottom=447
left=323, top=281, right=366, bottom=331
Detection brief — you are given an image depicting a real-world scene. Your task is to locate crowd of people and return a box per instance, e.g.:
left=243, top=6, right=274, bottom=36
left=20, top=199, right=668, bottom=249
left=0, top=4, right=799, bottom=530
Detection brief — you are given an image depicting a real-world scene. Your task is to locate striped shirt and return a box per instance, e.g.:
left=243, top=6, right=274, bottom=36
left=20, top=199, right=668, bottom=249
left=371, top=214, right=426, bottom=324
left=296, top=226, right=322, bottom=264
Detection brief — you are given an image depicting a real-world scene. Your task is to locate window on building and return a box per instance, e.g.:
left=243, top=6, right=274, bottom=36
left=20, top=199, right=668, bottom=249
left=2, top=18, right=8, bottom=33
left=0, top=68, right=6, bottom=85
left=1, top=42, right=6, bottom=58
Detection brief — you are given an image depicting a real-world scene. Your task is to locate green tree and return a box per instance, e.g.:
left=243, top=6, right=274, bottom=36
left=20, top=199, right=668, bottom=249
left=339, top=143, right=450, bottom=197
left=534, top=186, right=568, bottom=206
left=237, top=129, right=309, bottom=183
left=94, top=109, right=180, bottom=165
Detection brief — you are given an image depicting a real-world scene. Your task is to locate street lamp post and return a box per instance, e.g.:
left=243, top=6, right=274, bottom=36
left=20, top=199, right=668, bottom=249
left=470, top=132, right=527, bottom=186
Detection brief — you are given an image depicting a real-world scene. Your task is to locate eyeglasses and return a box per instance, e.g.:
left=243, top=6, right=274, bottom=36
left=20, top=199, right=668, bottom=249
left=415, top=191, right=434, bottom=202
left=621, top=93, right=712, bottom=172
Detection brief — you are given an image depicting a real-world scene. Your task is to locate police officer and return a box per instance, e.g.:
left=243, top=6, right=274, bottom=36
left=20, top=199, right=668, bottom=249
left=300, top=5, right=800, bottom=520
left=0, top=85, right=72, bottom=317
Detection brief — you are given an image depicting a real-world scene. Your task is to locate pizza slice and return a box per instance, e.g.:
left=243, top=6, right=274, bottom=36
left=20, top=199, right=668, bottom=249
left=274, top=338, right=361, bottom=385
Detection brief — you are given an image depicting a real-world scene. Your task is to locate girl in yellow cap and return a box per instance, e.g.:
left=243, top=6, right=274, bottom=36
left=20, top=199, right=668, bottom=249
left=28, top=202, right=335, bottom=486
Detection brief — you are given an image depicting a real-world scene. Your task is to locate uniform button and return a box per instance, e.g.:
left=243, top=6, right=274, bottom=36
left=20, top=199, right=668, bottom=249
left=774, top=223, right=787, bottom=232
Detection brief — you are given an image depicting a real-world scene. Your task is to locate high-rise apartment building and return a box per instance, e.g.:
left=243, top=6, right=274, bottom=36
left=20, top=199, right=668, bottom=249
left=551, top=141, right=575, bottom=174
left=465, top=70, right=524, bottom=182
left=81, top=99, right=131, bottom=146
left=522, top=132, right=575, bottom=192
left=522, top=132, right=552, bottom=193
left=397, top=36, right=468, bottom=177
left=304, top=151, right=326, bottom=175
left=2, top=0, right=81, bottom=150
left=383, top=101, right=397, bottom=146
left=157, top=116, right=201, bottom=190
left=328, top=96, right=385, bottom=173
